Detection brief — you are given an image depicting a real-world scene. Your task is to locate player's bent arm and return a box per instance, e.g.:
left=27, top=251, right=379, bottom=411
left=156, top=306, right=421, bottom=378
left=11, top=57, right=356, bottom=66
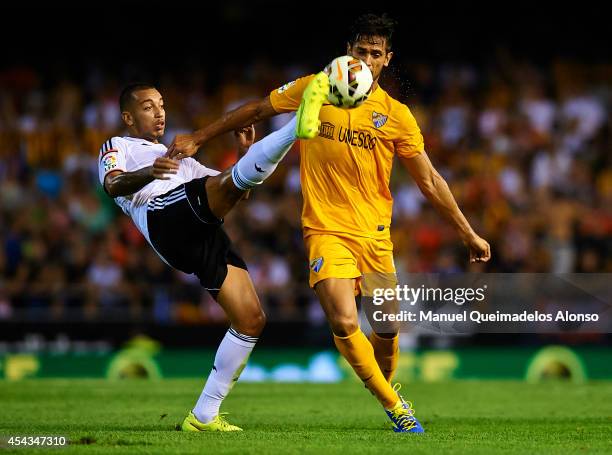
left=400, top=152, right=488, bottom=249
left=104, top=169, right=154, bottom=198
left=104, top=157, right=179, bottom=198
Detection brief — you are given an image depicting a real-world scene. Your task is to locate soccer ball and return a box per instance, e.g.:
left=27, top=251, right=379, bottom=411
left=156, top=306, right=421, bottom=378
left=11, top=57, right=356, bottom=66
left=325, top=55, right=373, bottom=108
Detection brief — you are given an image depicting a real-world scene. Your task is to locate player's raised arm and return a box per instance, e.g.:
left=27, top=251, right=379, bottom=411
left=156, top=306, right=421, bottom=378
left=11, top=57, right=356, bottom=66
left=104, top=157, right=179, bottom=198
left=399, top=152, right=491, bottom=263
left=167, top=74, right=316, bottom=160
left=166, top=97, right=276, bottom=159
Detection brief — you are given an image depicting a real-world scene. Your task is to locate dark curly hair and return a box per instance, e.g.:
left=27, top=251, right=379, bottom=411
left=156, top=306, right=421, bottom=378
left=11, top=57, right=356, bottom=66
left=348, top=13, right=397, bottom=51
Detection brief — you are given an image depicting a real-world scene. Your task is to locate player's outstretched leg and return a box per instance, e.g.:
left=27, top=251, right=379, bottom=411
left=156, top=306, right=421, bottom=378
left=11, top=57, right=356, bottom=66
left=182, top=266, right=264, bottom=432
left=231, top=116, right=298, bottom=192
left=295, top=72, right=330, bottom=139
left=207, top=115, right=300, bottom=218
left=231, top=70, right=329, bottom=191
left=207, top=75, right=328, bottom=217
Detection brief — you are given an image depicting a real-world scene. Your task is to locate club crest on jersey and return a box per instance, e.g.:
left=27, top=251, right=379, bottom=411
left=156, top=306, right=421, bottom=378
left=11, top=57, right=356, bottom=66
left=102, top=154, right=118, bottom=172
left=372, top=111, right=388, bottom=128
left=310, top=257, right=324, bottom=273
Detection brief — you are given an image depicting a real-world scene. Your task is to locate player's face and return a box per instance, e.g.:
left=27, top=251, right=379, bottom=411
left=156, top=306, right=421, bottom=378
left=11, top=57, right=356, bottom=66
left=347, top=36, right=393, bottom=83
left=122, top=88, right=165, bottom=142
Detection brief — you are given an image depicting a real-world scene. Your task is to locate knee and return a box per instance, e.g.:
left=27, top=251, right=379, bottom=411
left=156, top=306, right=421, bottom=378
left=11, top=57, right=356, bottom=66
left=233, top=306, right=266, bottom=337
left=330, top=314, right=359, bottom=338
left=251, top=309, right=266, bottom=335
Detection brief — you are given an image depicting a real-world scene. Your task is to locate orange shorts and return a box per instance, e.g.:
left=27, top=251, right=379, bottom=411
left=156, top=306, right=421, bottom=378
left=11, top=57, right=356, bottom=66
left=304, top=233, right=397, bottom=294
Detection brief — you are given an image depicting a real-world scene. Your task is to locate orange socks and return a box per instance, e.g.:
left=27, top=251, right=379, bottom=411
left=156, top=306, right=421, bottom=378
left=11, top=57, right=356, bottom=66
left=334, top=328, right=398, bottom=409
left=369, top=331, right=399, bottom=383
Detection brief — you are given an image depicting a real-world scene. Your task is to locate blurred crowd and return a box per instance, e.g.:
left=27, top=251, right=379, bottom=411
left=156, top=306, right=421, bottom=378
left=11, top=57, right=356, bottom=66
left=0, top=53, right=610, bottom=325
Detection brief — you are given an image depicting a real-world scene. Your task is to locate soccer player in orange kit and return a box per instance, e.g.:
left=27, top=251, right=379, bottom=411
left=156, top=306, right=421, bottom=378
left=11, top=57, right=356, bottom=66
left=167, top=13, right=491, bottom=433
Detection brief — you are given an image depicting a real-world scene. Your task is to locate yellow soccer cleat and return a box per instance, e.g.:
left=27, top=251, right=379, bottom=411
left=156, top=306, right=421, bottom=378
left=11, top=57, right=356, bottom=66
left=181, top=411, right=243, bottom=432
left=295, top=72, right=330, bottom=139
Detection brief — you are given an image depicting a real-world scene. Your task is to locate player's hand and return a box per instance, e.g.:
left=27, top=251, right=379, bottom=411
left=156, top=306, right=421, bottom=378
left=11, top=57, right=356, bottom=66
left=151, top=157, right=179, bottom=180
left=235, top=125, right=255, bottom=157
left=166, top=133, right=199, bottom=160
left=464, top=234, right=491, bottom=263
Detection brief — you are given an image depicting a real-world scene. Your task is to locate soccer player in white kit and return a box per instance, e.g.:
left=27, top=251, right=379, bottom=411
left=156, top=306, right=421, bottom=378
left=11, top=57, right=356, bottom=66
left=98, top=78, right=329, bottom=432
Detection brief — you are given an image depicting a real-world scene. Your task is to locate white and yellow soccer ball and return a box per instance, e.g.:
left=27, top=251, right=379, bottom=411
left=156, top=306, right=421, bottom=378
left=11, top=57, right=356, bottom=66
left=325, top=55, right=373, bottom=108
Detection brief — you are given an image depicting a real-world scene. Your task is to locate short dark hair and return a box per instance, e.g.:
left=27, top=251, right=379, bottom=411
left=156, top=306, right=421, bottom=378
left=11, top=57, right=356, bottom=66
left=119, top=83, right=157, bottom=112
left=348, top=13, right=397, bottom=51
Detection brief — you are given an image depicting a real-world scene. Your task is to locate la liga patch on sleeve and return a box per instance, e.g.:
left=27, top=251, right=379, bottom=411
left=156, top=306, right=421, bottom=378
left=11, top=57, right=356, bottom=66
left=102, top=153, right=118, bottom=172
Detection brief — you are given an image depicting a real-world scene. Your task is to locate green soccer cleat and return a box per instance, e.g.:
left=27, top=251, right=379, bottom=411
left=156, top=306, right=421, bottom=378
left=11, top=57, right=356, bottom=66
left=181, top=411, right=243, bottom=432
left=295, top=72, right=330, bottom=139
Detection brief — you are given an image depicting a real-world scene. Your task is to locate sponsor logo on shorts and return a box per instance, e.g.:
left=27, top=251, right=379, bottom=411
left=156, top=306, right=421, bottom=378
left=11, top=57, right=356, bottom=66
left=310, top=257, right=324, bottom=273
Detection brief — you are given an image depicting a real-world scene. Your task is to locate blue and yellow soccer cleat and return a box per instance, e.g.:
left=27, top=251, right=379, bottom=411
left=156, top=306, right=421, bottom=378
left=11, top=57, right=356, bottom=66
left=295, top=72, right=330, bottom=139
left=385, top=384, right=425, bottom=433
left=181, top=411, right=243, bottom=432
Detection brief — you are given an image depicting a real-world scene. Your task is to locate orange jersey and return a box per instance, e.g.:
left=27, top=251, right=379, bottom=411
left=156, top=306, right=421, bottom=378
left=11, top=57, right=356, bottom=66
left=270, top=75, right=425, bottom=239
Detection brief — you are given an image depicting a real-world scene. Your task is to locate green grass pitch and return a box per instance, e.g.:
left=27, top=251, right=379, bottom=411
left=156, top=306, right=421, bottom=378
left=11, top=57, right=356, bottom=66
left=1, top=379, right=611, bottom=454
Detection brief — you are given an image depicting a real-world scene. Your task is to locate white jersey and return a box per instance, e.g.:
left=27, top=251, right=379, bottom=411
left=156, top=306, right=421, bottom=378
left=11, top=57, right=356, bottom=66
left=98, top=136, right=219, bottom=240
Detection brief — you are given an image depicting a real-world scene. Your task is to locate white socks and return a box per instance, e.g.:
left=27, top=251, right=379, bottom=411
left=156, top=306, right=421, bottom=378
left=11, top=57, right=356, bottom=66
left=193, top=327, right=258, bottom=423
left=231, top=116, right=296, bottom=190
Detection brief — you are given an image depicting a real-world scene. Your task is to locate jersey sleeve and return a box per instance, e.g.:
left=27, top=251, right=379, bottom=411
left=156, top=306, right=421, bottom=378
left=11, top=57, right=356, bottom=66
left=269, top=75, right=315, bottom=113
left=98, top=137, right=127, bottom=186
left=394, top=105, right=425, bottom=159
